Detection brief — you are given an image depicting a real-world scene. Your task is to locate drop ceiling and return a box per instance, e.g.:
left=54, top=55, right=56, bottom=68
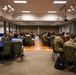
left=1, top=0, right=75, bottom=14
left=0, top=0, right=76, bottom=26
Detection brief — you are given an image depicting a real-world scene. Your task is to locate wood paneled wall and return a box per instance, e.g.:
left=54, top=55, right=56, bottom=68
left=19, top=26, right=59, bottom=35
left=39, top=26, right=59, bottom=34
left=19, top=26, right=38, bottom=34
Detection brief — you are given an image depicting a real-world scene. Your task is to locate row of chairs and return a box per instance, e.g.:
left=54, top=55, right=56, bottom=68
left=23, top=36, right=34, bottom=46
left=0, top=42, right=23, bottom=64
left=41, top=35, right=48, bottom=46
left=51, top=42, right=76, bottom=72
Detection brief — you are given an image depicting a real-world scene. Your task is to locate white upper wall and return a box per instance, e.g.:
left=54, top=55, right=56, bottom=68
left=0, top=25, right=4, bottom=33
left=13, top=13, right=63, bottom=21
left=0, top=23, right=17, bottom=33
left=10, top=24, right=16, bottom=32
left=12, top=12, right=76, bottom=21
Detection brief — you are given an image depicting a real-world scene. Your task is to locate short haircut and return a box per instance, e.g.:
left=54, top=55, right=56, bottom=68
left=14, top=34, right=18, bottom=38
left=70, top=33, right=75, bottom=39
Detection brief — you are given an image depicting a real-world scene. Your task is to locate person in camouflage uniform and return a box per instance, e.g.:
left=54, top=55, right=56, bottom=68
left=74, top=34, right=76, bottom=43
left=54, top=35, right=64, bottom=53
left=64, top=33, right=76, bottom=58
left=64, top=33, right=76, bottom=49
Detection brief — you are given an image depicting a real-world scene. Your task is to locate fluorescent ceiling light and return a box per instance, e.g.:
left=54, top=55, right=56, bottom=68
left=48, top=11, right=57, bottom=13
left=53, top=1, right=67, bottom=4
left=22, top=11, right=30, bottom=13
left=14, top=0, right=27, bottom=3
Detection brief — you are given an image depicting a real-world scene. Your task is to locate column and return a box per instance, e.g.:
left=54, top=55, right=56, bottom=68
left=9, top=22, right=10, bottom=33
left=38, top=25, right=40, bottom=35
left=4, top=21, right=6, bottom=32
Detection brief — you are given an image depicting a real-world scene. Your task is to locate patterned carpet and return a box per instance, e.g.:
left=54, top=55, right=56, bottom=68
left=0, top=50, right=76, bottom=75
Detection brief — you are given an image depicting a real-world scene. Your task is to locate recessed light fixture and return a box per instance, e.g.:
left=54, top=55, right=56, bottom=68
left=14, top=0, right=27, bottom=3
left=22, top=11, right=30, bottom=13
left=48, top=11, right=57, bottom=13
left=53, top=1, right=67, bottom=4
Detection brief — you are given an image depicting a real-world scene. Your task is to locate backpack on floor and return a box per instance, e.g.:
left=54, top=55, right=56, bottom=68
left=54, top=55, right=65, bottom=70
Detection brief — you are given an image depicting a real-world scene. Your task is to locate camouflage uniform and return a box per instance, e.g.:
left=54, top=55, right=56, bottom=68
left=64, top=35, right=70, bottom=42
left=64, top=40, right=76, bottom=48
left=74, top=37, right=76, bottom=43
left=64, top=40, right=76, bottom=59
left=54, top=36, right=64, bottom=52
left=51, top=35, right=55, bottom=48
left=51, top=35, right=56, bottom=43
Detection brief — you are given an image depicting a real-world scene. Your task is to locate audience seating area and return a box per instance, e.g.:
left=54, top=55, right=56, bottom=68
left=0, top=31, right=36, bottom=63
left=0, top=41, right=23, bottom=63
left=0, top=31, right=76, bottom=73
left=63, top=46, right=76, bottom=72
left=50, top=32, right=76, bottom=73
left=39, top=32, right=76, bottom=72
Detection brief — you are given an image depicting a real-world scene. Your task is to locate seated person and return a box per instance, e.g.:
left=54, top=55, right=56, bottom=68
left=63, top=33, right=76, bottom=70
left=74, top=34, right=76, bottom=43
left=12, top=34, right=22, bottom=43
left=54, top=34, right=64, bottom=53
left=64, top=33, right=76, bottom=48
left=46, top=32, right=51, bottom=46
left=2, top=31, right=10, bottom=42
left=30, top=32, right=35, bottom=39
left=8, top=31, right=13, bottom=40
left=64, top=34, right=76, bottom=59
left=12, top=34, right=24, bottom=56
left=25, top=32, right=35, bottom=45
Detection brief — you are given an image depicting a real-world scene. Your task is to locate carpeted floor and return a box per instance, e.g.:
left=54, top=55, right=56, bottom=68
left=0, top=50, right=76, bottom=75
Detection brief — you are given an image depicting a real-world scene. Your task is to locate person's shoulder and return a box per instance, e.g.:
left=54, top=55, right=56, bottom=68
left=74, top=42, right=76, bottom=45
left=64, top=41, right=70, bottom=45
left=12, top=38, right=17, bottom=41
left=55, top=36, right=62, bottom=41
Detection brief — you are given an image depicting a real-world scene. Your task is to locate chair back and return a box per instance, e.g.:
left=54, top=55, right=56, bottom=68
left=25, top=36, right=31, bottom=43
left=13, top=42, right=22, bottom=54
left=3, top=42, right=11, bottom=55
left=50, top=36, right=55, bottom=48
left=51, top=41, right=58, bottom=53
left=52, top=42, right=58, bottom=53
